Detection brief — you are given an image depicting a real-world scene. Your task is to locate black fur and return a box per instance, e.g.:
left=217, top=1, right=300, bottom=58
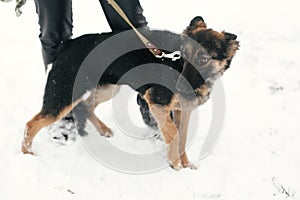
left=137, top=94, right=157, bottom=128
left=43, top=30, right=183, bottom=116
left=41, top=17, right=239, bottom=134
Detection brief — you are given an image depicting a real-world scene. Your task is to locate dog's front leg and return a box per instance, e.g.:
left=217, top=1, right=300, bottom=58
left=173, top=109, right=197, bottom=169
left=147, top=104, right=182, bottom=170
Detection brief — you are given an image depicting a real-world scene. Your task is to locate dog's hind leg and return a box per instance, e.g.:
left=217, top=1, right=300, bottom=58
left=22, top=94, right=90, bottom=154
left=22, top=103, right=78, bottom=154
left=88, top=112, right=113, bottom=138
left=173, top=109, right=197, bottom=169
left=84, top=85, right=120, bottom=138
left=22, top=112, right=56, bottom=154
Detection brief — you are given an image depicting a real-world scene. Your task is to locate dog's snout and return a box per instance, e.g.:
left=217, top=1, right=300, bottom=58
left=175, top=82, right=187, bottom=93
left=175, top=75, right=192, bottom=94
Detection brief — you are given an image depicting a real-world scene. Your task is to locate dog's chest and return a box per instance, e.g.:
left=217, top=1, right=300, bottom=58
left=170, top=84, right=211, bottom=110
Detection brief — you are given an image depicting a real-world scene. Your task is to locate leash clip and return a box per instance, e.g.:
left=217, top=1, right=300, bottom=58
left=155, top=51, right=181, bottom=61
left=107, top=0, right=181, bottom=62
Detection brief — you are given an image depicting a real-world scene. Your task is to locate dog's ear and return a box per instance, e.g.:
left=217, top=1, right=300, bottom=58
left=224, top=32, right=237, bottom=41
left=221, top=31, right=240, bottom=69
left=222, top=31, right=239, bottom=56
left=183, top=16, right=207, bottom=36
left=190, top=16, right=205, bottom=27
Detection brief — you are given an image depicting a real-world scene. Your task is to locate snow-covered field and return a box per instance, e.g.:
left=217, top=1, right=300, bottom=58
left=0, top=0, right=299, bottom=199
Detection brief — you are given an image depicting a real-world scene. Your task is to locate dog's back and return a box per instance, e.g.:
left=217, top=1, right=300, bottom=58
left=43, top=30, right=183, bottom=116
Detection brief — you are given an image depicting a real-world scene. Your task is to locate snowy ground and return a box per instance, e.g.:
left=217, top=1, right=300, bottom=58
left=0, top=0, right=300, bottom=199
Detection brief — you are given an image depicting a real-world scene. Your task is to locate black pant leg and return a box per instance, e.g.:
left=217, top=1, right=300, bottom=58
left=34, top=0, right=73, bottom=68
left=98, top=0, right=148, bottom=30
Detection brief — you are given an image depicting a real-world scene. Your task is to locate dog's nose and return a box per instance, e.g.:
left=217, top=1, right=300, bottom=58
left=175, top=82, right=187, bottom=93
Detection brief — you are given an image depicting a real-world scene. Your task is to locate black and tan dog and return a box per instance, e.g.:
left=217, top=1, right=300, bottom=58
left=22, top=16, right=239, bottom=170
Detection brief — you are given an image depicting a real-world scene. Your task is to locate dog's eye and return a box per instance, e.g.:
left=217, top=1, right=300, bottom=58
left=199, top=56, right=211, bottom=64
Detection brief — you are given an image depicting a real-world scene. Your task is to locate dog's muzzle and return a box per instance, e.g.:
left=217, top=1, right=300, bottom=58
left=175, top=74, right=194, bottom=94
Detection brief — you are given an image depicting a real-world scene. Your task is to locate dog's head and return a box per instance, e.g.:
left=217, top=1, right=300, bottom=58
left=175, top=16, right=239, bottom=95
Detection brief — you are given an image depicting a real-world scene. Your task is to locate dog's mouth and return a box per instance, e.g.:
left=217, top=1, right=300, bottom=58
left=175, top=83, right=210, bottom=101
left=175, top=79, right=198, bottom=100
left=175, top=88, right=199, bottom=100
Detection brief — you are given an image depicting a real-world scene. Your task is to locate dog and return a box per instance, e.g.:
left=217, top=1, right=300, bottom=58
left=21, top=16, right=239, bottom=170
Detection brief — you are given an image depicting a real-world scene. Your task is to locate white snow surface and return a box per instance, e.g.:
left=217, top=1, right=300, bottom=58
left=0, top=0, right=300, bottom=199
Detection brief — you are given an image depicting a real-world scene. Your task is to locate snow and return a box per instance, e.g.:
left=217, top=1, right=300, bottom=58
left=1, top=0, right=300, bottom=199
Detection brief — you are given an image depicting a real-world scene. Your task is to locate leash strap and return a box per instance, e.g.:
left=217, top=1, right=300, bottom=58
left=0, top=0, right=26, bottom=16
left=107, top=0, right=181, bottom=61
left=15, top=0, right=26, bottom=16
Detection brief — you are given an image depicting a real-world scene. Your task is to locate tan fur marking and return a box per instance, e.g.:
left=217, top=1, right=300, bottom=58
left=85, top=85, right=120, bottom=110
left=195, top=21, right=207, bottom=28
left=191, top=21, right=207, bottom=34
left=192, top=27, right=205, bottom=34
left=195, top=84, right=210, bottom=97
left=22, top=112, right=56, bottom=154
left=22, top=96, right=85, bottom=154
left=89, top=112, right=112, bottom=137
left=210, top=29, right=225, bottom=39
left=227, top=42, right=240, bottom=58
left=84, top=85, right=120, bottom=137
left=144, top=90, right=181, bottom=168
left=173, top=109, right=195, bottom=168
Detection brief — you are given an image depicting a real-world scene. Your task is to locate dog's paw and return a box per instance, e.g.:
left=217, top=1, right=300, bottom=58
left=21, top=145, right=34, bottom=155
left=21, top=140, right=34, bottom=155
left=182, top=162, right=198, bottom=170
left=100, top=128, right=113, bottom=138
left=170, top=161, right=183, bottom=171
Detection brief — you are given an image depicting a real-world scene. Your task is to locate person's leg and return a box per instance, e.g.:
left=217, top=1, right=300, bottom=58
left=98, top=0, right=151, bottom=127
left=98, top=0, right=148, bottom=30
left=34, top=0, right=73, bottom=69
left=34, top=0, right=77, bottom=144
